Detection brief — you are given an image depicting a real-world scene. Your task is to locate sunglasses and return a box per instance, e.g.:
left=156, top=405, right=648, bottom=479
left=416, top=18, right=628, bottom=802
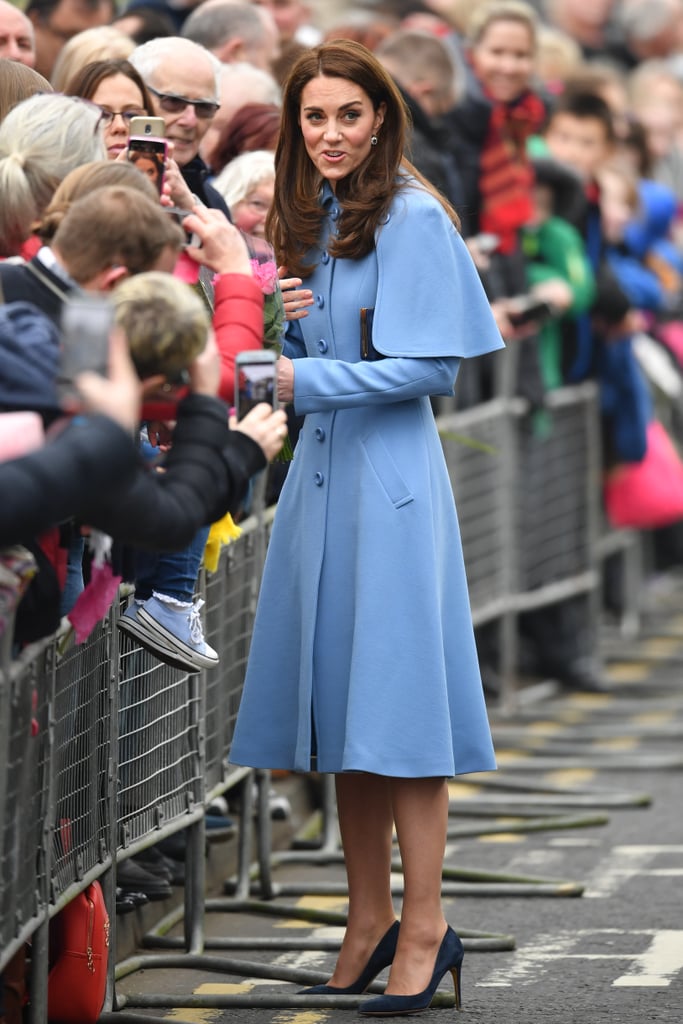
left=147, top=86, right=219, bottom=120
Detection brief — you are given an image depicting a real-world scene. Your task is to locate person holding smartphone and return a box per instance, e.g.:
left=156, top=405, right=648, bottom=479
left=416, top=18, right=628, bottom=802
left=228, top=40, right=503, bottom=1016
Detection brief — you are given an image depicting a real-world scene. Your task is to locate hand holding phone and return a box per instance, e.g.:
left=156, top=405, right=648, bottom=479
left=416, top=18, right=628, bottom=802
left=234, top=349, right=278, bottom=420
left=230, top=399, right=287, bottom=463
left=56, top=295, right=115, bottom=405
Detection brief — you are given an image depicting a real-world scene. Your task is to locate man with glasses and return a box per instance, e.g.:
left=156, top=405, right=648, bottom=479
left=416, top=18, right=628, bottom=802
left=25, top=0, right=113, bottom=79
left=129, top=36, right=231, bottom=216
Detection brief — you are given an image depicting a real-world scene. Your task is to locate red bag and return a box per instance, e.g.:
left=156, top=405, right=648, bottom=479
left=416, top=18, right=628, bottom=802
left=47, top=880, right=110, bottom=1024
left=604, top=420, right=683, bottom=529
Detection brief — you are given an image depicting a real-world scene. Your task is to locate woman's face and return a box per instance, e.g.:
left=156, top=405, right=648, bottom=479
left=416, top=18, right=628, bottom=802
left=470, top=19, right=536, bottom=103
left=298, top=74, right=385, bottom=192
left=231, top=177, right=275, bottom=237
left=90, top=73, right=147, bottom=160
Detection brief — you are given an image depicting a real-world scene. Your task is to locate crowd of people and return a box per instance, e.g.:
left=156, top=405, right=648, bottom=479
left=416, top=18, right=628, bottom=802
left=4, top=0, right=683, bottom=1020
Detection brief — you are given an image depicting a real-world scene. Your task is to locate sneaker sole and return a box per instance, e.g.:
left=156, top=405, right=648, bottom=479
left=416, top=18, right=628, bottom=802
left=117, top=614, right=201, bottom=673
left=136, top=608, right=220, bottom=670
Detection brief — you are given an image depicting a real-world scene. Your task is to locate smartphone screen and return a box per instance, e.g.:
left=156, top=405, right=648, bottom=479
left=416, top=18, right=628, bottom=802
left=55, top=295, right=114, bottom=405
left=235, top=354, right=278, bottom=420
left=128, top=136, right=167, bottom=195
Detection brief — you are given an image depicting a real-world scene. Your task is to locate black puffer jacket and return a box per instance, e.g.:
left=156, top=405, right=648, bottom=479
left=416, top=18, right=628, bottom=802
left=79, top=393, right=265, bottom=550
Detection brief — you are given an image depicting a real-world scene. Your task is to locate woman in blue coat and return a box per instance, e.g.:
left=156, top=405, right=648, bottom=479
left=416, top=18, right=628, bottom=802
left=229, top=40, right=503, bottom=1015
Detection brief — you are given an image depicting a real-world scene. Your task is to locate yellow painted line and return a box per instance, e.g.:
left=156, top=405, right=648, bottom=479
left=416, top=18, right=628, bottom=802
left=631, top=711, right=674, bottom=726
left=274, top=1012, right=330, bottom=1024
left=166, top=984, right=254, bottom=1022
left=448, top=781, right=482, bottom=798
left=528, top=721, right=564, bottom=735
left=276, top=894, right=348, bottom=929
left=478, top=833, right=526, bottom=843
left=640, top=636, right=683, bottom=660
left=545, top=768, right=596, bottom=787
left=167, top=1012, right=216, bottom=1023
left=566, top=692, right=613, bottom=708
left=596, top=736, right=638, bottom=751
left=494, top=749, right=531, bottom=762
left=605, top=662, right=650, bottom=683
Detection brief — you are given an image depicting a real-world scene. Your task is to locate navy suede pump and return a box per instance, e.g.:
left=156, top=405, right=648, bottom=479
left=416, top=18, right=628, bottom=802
left=299, top=920, right=400, bottom=995
left=358, top=925, right=464, bottom=1016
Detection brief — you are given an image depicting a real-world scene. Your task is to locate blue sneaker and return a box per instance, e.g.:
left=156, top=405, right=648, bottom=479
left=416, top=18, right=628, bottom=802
left=137, top=596, right=219, bottom=672
left=117, top=602, right=200, bottom=673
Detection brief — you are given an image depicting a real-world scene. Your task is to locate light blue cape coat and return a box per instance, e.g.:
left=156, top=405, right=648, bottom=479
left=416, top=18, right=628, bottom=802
left=229, top=181, right=504, bottom=777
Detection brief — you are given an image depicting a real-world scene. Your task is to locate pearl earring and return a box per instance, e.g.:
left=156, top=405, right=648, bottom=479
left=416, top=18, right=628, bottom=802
left=371, top=135, right=378, bottom=146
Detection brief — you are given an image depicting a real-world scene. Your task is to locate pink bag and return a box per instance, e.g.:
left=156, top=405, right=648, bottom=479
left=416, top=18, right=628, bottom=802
left=604, top=420, right=683, bottom=528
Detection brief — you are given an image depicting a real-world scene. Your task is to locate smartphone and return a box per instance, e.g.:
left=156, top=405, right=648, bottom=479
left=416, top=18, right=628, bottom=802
left=507, top=297, right=554, bottom=329
left=56, top=295, right=115, bottom=405
left=235, top=349, right=278, bottom=420
left=128, top=116, right=165, bottom=139
left=127, top=117, right=168, bottom=195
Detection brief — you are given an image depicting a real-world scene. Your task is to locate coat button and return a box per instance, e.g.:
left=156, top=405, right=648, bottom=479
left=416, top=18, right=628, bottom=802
left=315, top=294, right=325, bottom=308
left=314, top=471, right=324, bottom=486
left=314, top=427, right=326, bottom=441
left=320, top=251, right=330, bottom=264
left=381, top=212, right=391, bottom=224
left=317, top=338, right=328, bottom=353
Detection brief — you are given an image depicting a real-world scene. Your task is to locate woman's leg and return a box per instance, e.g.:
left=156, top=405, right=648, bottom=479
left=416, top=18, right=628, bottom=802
left=385, top=776, right=449, bottom=996
left=326, top=772, right=396, bottom=987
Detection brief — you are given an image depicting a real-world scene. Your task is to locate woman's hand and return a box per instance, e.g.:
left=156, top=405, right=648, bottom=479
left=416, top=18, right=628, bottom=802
left=230, top=403, right=288, bottom=462
left=183, top=206, right=253, bottom=275
left=278, top=265, right=313, bottom=320
left=276, top=354, right=294, bottom=405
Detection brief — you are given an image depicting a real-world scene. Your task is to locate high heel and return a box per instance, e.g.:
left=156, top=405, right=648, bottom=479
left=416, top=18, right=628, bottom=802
left=299, top=920, right=400, bottom=995
left=358, top=925, right=464, bottom=1016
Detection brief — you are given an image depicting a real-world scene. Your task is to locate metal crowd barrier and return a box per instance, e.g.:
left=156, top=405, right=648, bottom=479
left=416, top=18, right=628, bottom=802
left=0, top=381, right=643, bottom=1019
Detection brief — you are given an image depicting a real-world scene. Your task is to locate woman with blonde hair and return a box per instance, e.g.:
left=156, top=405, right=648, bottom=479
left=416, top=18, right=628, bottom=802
left=0, top=93, right=105, bottom=257
left=50, top=25, right=134, bottom=91
left=0, top=58, right=51, bottom=123
left=36, top=159, right=159, bottom=242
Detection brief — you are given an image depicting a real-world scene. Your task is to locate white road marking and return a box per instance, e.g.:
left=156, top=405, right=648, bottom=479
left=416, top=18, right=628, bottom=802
left=613, top=931, right=683, bottom=988
left=584, top=845, right=683, bottom=898
left=478, top=930, right=683, bottom=989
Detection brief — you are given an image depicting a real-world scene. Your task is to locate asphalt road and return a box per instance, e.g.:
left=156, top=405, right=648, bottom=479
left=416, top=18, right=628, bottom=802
left=111, top=588, right=683, bottom=1024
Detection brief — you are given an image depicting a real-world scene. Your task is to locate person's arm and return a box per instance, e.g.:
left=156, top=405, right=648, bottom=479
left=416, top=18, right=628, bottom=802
left=279, top=353, right=462, bottom=414
left=213, top=273, right=265, bottom=404
left=0, top=328, right=142, bottom=545
left=0, top=417, right=138, bottom=546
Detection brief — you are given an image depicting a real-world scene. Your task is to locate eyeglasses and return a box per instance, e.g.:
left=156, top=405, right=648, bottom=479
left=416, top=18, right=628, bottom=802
left=95, top=108, right=147, bottom=127
left=147, top=86, right=219, bottom=120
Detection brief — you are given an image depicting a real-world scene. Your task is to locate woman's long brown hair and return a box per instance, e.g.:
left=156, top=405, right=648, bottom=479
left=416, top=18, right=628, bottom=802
left=266, top=38, right=459, bottom=279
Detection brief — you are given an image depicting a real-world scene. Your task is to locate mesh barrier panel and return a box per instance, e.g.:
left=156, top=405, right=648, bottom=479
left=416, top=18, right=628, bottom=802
left=203, top=518, right=260, bottom=795
left=51, top=622, right=113, bottom=899
left=0, top=649, right=50, bottom=969
left=117, top=613, right=202, bottom=848
left=440, top=403, right=508, bottom=618
left=514, top=395, right=593, bottom=593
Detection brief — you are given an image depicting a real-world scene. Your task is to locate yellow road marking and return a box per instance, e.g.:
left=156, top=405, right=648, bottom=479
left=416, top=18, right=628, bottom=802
left=605, top=662, right=649, bottom=683
left=545, top=768, right=596, bottom=786
left=276, top=894, right=348, bottom=929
